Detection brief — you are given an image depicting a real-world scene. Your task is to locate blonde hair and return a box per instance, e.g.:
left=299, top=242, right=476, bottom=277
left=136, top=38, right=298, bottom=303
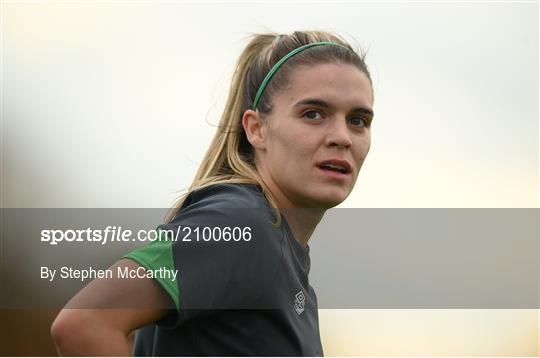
left=165, top=30, right=371, bottom=224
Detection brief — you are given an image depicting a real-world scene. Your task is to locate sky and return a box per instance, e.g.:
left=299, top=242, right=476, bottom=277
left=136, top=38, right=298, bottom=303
left=3, top=0, right=538, bottom=209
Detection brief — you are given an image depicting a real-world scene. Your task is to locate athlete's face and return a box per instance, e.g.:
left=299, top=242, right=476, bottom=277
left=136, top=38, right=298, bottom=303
left=254, top=63, right=374, bottom=208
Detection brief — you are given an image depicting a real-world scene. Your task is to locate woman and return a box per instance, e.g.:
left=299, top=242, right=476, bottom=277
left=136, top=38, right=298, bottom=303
left=50, top=30, right=374, bottom=356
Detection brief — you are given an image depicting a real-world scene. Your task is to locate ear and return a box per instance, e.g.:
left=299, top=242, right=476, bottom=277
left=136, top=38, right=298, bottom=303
left=242, top=109, right=267, bottom=150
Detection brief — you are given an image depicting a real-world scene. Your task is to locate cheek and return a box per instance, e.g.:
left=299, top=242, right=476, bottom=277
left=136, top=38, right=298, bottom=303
left=353, top=136, right=371, bottom=161
left=269, top=125, right=317, bottom=162
left=273, top=140, right=312, bottom=167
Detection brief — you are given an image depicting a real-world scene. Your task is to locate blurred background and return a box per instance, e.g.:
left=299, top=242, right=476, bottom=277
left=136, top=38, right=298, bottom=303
left=1, top=0, right=538, bottom=356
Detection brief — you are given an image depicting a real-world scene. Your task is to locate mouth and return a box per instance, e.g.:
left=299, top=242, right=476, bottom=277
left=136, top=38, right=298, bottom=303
left=316, top=159, right=352, bottom=175
left=316, top=160, right=353, bottom=181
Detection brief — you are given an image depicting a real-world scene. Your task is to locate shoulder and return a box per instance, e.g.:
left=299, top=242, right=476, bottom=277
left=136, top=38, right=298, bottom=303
left=160, top=183, right=284, bottom=257
left=125, top=183, right=285, bottom=316
left=161, top=184, right=284, bottom=305
left=163, top=183, right=275, bottom=229
left=183, top=183, right=267, bottom=210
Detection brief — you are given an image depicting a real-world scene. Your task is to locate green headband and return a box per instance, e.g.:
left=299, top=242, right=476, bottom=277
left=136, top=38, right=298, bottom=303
left=251, top=41, right=350, bottom=110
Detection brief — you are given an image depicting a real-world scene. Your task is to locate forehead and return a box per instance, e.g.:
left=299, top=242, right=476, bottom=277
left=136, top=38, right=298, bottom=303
left=276, top=63, right=374, bottom=111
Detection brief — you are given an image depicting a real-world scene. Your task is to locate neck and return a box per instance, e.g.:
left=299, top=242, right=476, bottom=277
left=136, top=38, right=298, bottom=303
left=256, top=163, right=327, bottom=247
left=279, top=208, right=326, bottom=248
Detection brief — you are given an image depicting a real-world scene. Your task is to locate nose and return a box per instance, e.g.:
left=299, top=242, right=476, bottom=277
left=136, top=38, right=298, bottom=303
left=325, top=117, right=352, bottom=149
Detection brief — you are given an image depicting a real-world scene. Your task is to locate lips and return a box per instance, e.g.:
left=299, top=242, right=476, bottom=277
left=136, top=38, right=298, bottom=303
left=316, top=159, right=352, bottom=174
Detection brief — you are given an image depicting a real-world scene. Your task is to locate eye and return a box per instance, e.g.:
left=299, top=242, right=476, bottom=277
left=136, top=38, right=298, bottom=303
left=303, top=110, right=323, bottom=121
left=349, top=116, right=369, bottom=128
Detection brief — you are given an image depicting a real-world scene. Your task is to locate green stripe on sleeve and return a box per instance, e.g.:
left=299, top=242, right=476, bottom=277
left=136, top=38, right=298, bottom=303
left=122, top=228, right=179, bottom=310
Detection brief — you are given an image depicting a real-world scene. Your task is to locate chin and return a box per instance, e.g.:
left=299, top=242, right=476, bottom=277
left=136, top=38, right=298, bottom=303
left=308, top=189, right=349, bottom=208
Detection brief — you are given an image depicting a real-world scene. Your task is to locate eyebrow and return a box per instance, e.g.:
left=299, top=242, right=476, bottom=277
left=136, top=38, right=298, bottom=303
left=292, top=98, right=374, bottom=117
